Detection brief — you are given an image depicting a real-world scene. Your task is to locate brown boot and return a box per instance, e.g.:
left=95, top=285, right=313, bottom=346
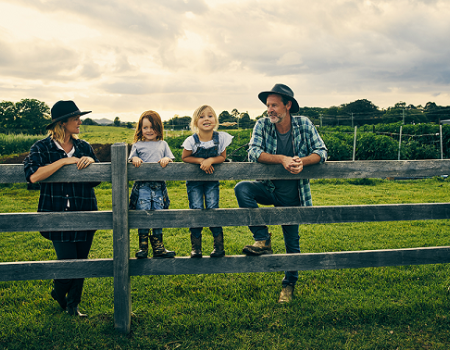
left=278, top=285, right=294, bottom=303
left=210, top=232, right=225, bottom=258
left=135, top=235, right=149, bottom=259
left=190, top=234, right=202, bottom=258
left=149, top=235, right=176, bottom=258
left=242, top=233, right=272, bottom=256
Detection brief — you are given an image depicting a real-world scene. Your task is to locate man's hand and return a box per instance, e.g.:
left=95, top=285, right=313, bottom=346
left=282, top=156, right=303, bottom=174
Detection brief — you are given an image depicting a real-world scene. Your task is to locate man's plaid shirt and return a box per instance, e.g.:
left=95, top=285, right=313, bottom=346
left=247, top=116, right=327, bottom=206
left=23, top=136, right=100, bottom=242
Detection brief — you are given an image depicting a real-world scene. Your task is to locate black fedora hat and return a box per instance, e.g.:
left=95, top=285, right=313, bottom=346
left=46, top=100, right=91, bottom=130
left=258, top=84, right=299, bottom=114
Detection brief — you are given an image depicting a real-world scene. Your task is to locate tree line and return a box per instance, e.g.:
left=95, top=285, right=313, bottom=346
left=2, top=98, right=450, bottom=136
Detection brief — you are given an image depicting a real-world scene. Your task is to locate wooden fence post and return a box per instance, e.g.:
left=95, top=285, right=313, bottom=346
left=111, top=143, right=131, bottom=334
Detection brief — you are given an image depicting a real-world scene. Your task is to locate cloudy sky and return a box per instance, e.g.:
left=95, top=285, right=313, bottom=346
left=0, top=0, right=449, bottom=122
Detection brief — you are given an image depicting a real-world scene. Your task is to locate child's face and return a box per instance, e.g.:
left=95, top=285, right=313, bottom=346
left=141, top=118, right=158, bottom=141
left=197, top=108, right=216, bottom=132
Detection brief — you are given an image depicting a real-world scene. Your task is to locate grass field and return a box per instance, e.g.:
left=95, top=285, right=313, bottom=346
left=1, top=178, right=450, bottom=349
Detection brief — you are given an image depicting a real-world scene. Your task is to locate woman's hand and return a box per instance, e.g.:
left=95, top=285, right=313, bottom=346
left=158, top=157, right=172, bottom=168
left=76, top=156, right=95, bottom=170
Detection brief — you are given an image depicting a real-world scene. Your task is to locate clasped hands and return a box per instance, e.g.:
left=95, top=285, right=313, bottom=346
left=282, top=156, right=303, bottom=174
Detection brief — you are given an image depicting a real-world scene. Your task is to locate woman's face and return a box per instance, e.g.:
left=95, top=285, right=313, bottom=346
left=62, top=116, right=82, bottom=135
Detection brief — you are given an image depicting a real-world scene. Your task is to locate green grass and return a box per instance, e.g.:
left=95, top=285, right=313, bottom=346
left=1, top=178, right=450, bottom=349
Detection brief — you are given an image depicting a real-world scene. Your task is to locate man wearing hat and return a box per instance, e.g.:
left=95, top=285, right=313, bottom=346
left=234, top=84, right=327, bottom=303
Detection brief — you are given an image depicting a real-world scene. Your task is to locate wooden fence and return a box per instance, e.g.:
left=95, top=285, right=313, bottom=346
left=1, top=142, right=450, bottom=334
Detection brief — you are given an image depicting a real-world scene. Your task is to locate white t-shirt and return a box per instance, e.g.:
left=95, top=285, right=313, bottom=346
left=182, top=132, right=233, bottom=155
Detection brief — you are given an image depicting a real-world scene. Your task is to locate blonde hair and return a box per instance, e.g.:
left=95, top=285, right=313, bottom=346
left=47, top=119, right=78, bottom=144
left=190, top=105, right=219, bottom=133
left=133, top=110, right=164, bottom=143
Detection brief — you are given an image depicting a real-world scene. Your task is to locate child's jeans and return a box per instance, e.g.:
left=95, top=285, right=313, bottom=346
left=186, top=180, right=223, bottom=238
left=136, top=185, right=164, bottom=236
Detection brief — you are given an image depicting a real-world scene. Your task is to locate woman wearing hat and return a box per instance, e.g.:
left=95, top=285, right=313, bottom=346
left=23, top=100, right=100, bottom=317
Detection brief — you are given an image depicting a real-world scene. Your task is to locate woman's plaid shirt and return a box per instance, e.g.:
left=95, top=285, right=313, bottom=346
left=23, top=136, right=100, bottom=242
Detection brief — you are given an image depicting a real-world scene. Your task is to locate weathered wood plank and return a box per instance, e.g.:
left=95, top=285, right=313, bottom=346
left=130, top=247, right=450, bottom=275
left=0, top=259, right=113, bottom=281
left=128, top=203, right=450, bottom=228
left=0, top=163, right=111, bottom=183
left=2, top=159, right=450, bottom=183
left=111, top=143, right=131, bottom=334
left=1, top=246, right=449, bottom=281
left=0, top=211, right=113, bottom=232
left=2, top=203, right=450, bottom=233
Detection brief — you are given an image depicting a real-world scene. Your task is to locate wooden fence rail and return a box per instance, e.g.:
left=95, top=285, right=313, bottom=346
left=1, top=142, right=450, bottom=333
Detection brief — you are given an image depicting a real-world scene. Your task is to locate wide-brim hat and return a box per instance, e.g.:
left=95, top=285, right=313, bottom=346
left=258, top=83, right=299, bottom=114
left=46, top=100, right=91, bottom=130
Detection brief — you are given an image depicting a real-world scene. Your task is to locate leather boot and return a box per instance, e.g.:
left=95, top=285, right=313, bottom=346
left=66, top=279, right=87, bottom=317
left=210, top=232, right=225, bottom=258
left=51, top=279, right=70, bottom=310
left=135, top=234, right=149, bottom=259
left=242, top=233, right=273, bottom=255
left=190, top=234, right=202, bottom=258
left=149, top=235, right=176, bottom=258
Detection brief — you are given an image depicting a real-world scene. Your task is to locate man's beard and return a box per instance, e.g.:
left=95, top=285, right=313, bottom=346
left=269, top=112, right=286, bottom=124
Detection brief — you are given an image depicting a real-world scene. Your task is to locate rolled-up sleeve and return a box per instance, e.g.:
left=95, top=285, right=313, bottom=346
left=248, top=119, right=269, bottom=162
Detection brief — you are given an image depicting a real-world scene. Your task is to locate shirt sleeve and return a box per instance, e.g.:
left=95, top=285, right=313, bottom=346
left=163, top=141, right=175, bottom=159
left=247, top=119, right=266, bottom=162
left=128, top=143, right=138, bottom=160
left=218, top=132, right=234, bottom=154
left=23, top=140, right=46, bottom=182
left=181, top=135, right=195, bottom=151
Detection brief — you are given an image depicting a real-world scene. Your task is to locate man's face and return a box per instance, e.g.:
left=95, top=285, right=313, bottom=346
left=266, top=94, right=291, bottom=124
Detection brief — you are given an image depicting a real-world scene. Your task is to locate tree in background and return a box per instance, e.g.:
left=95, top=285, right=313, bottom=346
left=0, top=99, right=50, bottom=135
left=163, top=115, right=191, bottom=130
left=82, top=118, right=99, bottom=126
left=113, top=116, right=121, bottom=127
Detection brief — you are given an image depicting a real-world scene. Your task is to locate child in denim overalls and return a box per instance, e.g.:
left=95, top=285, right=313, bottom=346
left=182, top=105, right=233, bottom=258
left=129, top=110, right=176, bottom=259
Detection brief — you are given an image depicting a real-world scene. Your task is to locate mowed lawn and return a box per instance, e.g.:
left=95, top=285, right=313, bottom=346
left=1, top=177, right=450, bottom=349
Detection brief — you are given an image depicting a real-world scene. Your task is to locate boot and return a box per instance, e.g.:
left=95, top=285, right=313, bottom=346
left=66, top=279, right=87, bottom=317
left=190, top=234, right=202, bottom=258
left=135, top=234, right=149, bottom=259
left=51, top=279, right=70, bottom=310
left=278, top=285, right=294, bottom=303
left=242, top=233, right=273, bottom=256
left=210, top=232, right=225, bottom=258
left=149, top=235, right=176, bottom=258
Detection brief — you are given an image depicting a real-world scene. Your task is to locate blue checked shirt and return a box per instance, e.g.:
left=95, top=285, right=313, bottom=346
left=23, top=136, right=100, bottom=242
left=248, top=116, right=327, bottom=206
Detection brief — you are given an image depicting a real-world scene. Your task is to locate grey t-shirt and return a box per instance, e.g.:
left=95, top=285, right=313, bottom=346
left=129, top=140, right=175, bottom=163
left=272, top=128, right=301, bottom=206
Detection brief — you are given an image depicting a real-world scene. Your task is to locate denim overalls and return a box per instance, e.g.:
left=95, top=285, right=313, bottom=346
left=186, top=131, right=223, bottom=238
left=130, top=181, right=169, bottom=237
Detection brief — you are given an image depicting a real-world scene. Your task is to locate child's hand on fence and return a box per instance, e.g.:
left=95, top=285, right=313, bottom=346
left=131, top=157, right=143, bottom=168
left=200, top=159, right=214, bottom=174
left=158, top=157, right=172, bottom=168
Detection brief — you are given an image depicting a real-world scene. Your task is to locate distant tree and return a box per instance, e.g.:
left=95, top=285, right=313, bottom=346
left=0, top=99, right=50, bottom=135
left=114, top=116, right=121, bottom=127
left=82, top=118, right=98, bottom=126
left=163, top=115, right=191, bottom=130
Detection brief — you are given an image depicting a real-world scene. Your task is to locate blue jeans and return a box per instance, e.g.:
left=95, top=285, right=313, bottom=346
left=136, top=186, right=164, bottom=236
left=186, top=181, right=223, bottom=238
left=234, top=181, right=300, bottom=287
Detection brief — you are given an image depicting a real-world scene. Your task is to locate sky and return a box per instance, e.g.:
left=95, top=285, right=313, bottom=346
left=0, top=0, right=449, bottom=122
